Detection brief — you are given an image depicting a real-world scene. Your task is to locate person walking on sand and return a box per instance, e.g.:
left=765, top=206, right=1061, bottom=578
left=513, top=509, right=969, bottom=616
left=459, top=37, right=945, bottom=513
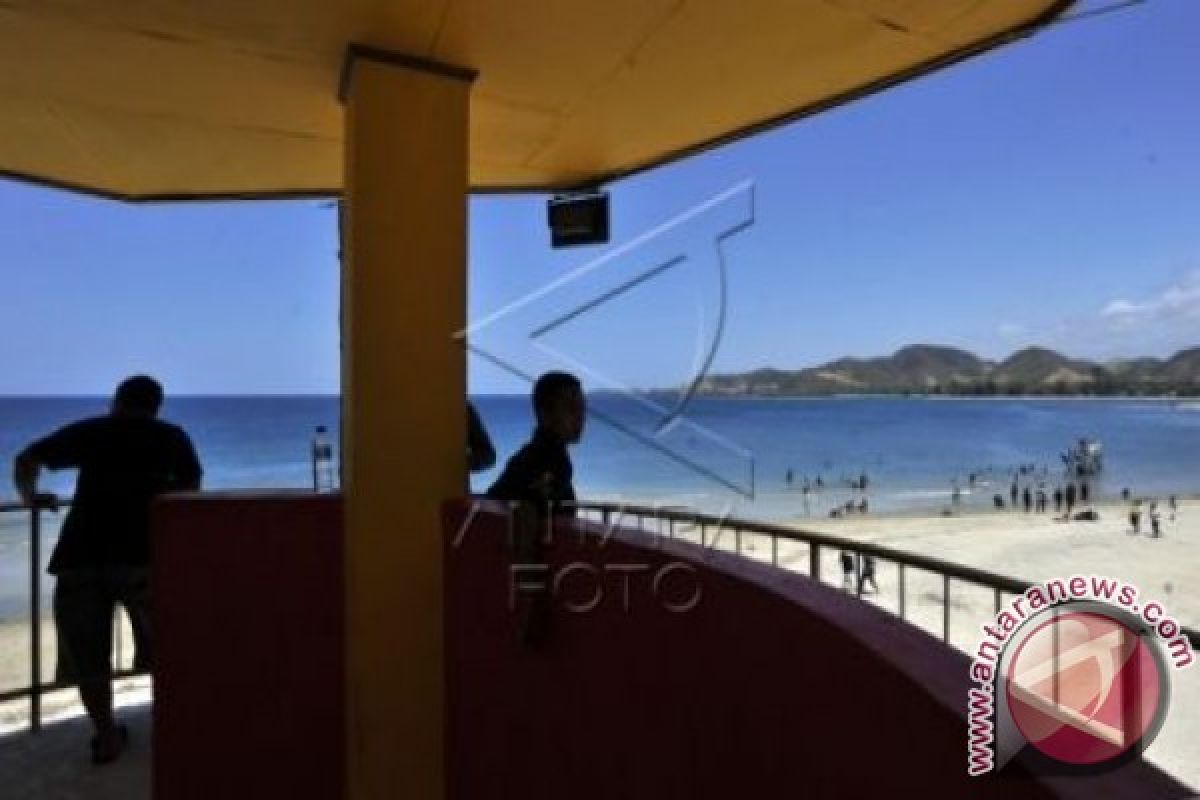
left=858, top=554, right=879, bottom=595
left=1054, top=487, right=1064, bottom=514
left=1080, top=481, right=1090, bottom=505
left=1036, top=488, right=1047, bottom=513
left=1010, top=481, right=1019, bottom=509
left=840, top=551, right=856, bottom=591
left=1023, top=486, right=1032, bottom=513
left=1169, top=495, right=1178, bottom=522
left=1130, top=499, right=1142, bottom=535
left=1065, top=483, right=1077, bottom=518
left=1150, top=501, right=1162, bottom=538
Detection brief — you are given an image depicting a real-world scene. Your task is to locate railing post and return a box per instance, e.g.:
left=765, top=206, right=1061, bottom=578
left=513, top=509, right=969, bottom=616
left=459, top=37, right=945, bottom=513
left=114, top=610, right=124, bottom=673
left=809, top=544, right=820, bottom=582
left=700, top=523, right=706, bottom=548
left=735, top=527, right=742, bottom=555
left=771, top=534, right=778, bottom=567
left=898, top=564, right=906, bottom=620
left=30, top=505, right=42, bottom=733
left=943, top=574, right=951, bottom=643
left=994, top=588, right=1002, bottom=616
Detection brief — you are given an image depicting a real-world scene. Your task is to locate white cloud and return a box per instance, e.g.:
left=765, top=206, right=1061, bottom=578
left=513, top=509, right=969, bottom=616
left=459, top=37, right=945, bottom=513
left=1101, top=271, right=1200, bottom=327
left=984, top=271, right=1200, bottom=360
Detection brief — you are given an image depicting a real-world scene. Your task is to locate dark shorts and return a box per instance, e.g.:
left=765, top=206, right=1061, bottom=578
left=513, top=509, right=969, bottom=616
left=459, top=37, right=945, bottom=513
left=53, top=566, right=151, bottom=685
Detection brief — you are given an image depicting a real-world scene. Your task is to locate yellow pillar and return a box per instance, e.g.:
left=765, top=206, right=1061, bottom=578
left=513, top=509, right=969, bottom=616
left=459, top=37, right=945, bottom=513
left=340, top=46, right=473, bottom=800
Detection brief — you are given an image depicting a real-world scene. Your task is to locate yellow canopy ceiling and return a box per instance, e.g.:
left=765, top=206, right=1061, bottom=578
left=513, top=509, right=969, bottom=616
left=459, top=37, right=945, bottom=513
left=0, top=0, right=1072, bottom=200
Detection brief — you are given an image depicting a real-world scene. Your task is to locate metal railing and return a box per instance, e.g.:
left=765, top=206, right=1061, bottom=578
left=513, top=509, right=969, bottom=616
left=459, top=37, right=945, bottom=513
left=0, top=497, right=139, bottom=732
left=573, top=500, right=1200, bottom=651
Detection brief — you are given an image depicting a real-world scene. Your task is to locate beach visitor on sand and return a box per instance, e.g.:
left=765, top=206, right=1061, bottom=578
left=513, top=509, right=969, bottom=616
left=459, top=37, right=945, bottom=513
left=1150, top=501, right=1162, bottom=538
left=840, top=551, right=855, bottom=591
left=858, top=554, right=878, bottom=595
left=1065, top=483, right=1077, bottom=518
left=1130, top=499, right=1142, bottom=535
left=11, top=376, right=202, bottom=765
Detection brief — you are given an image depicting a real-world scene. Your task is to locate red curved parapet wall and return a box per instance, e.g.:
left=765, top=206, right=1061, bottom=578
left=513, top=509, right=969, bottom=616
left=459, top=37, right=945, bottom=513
left=443, top=499, right=1188, bottom=800
left=149, top=493, right=1187, bottom=800
left=152, top=492, right=344, bottom=800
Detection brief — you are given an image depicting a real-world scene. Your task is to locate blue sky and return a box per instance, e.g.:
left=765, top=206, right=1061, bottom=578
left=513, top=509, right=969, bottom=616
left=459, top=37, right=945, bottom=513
left=1, top=0, right=1198, bottom=395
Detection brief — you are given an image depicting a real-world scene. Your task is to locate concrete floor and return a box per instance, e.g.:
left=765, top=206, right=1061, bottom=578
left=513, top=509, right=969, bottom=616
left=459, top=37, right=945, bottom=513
left=0, top=697, right=150, bottom=800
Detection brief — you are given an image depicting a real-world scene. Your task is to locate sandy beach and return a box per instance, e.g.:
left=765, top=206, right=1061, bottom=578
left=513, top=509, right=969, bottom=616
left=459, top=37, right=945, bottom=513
left=784, top=496, right=1200, bottom=628
left=768, top=497, right=1200, bottom=790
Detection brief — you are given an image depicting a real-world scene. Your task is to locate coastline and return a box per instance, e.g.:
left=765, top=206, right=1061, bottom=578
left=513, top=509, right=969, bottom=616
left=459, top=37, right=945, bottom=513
left=685, top=392, right=1200, bottom=401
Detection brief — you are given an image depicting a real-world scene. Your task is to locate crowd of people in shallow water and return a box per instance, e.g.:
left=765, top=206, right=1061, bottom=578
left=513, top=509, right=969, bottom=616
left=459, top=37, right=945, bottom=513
left=782, top=458, right=1183, bottom=544
left=977, top=463, right=1178, bottom=538
left=781, top=457, right=1185, bottom=598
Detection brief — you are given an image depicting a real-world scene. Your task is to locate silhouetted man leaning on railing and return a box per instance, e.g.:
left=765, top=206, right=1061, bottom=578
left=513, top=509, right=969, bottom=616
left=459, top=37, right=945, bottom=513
left=12, top=375, right=202, bottom=765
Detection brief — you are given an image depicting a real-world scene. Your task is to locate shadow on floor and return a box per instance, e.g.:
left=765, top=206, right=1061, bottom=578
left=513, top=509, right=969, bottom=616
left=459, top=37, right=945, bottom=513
left=0, top=702, right=150, bottom=800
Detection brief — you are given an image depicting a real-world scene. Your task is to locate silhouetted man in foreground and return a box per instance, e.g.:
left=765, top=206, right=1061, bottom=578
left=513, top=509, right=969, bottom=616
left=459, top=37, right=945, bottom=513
left=486, top=372, right=585, bottom=645
left=487, top=371, right=585, bottom=516
left=12, top=375, right=202, bottom=764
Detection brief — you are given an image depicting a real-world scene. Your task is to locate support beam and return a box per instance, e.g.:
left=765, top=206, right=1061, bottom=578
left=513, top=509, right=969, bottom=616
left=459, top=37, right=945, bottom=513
left=341, top=48, right=473, bottom=800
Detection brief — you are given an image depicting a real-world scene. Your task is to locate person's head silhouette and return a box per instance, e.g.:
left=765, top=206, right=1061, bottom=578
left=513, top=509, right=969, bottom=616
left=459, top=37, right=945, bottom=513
left=111, top=375, right=163, bottom=419
left=532, top=372, right=585, bottom=444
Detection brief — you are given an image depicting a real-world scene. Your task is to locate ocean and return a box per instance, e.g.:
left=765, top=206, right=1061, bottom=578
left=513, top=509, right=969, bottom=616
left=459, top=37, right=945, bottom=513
left=1, top=394, right=1199, bottom=619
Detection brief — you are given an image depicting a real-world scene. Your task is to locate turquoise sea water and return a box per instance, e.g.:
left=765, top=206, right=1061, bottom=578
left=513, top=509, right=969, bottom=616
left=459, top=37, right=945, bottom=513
left=1, top=394, right=1199, bottom=619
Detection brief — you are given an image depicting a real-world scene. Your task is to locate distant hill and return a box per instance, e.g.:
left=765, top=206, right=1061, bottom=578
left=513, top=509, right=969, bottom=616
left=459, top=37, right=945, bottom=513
left=693, top=345, right=1200, bottom=396
left=991, top=347, right=1104, bottom=389
left=1163, top=348, right=1200, bottom=382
